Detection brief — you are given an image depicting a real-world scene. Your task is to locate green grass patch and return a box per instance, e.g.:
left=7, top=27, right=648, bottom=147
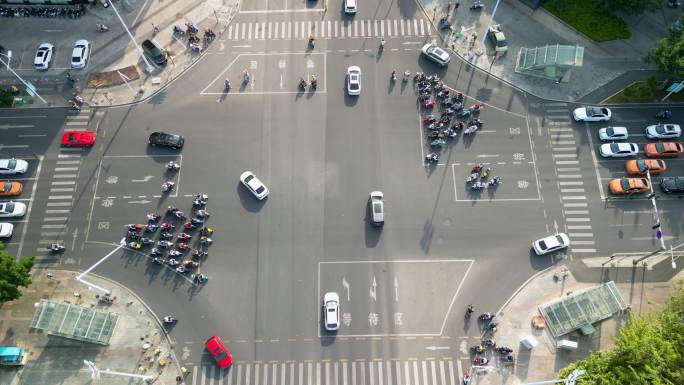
left=607, top=77, right=684, bottom=103
left=542, top=0, right=631, bottom=42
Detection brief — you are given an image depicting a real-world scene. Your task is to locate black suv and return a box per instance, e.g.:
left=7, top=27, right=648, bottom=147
left=141, top=39, right=167, bottom=65
left=660, top=177, right=684, bottom=193
left=148, top=132, right=184, bottom=149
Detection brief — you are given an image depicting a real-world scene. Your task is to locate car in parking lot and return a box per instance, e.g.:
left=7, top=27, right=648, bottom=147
left=61, top=130, right=96, bottom=147
left=0, top=223, right=13, bottom=238
left=369, top=191, right=384, bottom=226
left=0, top=181, right=22, bottom=196
left=660, top=177, right=684, bottom=193
left=598, top=126, right=628, bottom=141
left=487, top=24, right=508, bottom=55
left=346, top=66, right=361, bottom=96
left=421, top=43, right=450, bottom=66
left=532, top=233, right=570, bottom=255
left=0, top=201, right=26, bottom=217
left=323, top=292, right=340, bottom=331
left=645, top=124, right=682, bottom=139
left=141, top=39, right=167, bottom=65
left=599, top=142, right=638, bottom=158
left=148, top=132, right=184, bottom=149
left=572, top=106, right=611, bottom=122
left=644, top=142, right=684, bottom=158
left=625, top=159, right=666, bottom=175
left=205, top=336, right=233, bottom=368
left=609, top=178, right=651, bottom=195
left=240, top=171, right=269, bottom=200
left=0, top=159, right=28, bottom=175
left=71, top=39, right=90, bottom=69
left=34, top=43, right=54, bottom=70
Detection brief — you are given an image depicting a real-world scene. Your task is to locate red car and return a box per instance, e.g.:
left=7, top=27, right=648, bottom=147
left=205, top=335, right=233, bottom=368
left=61, top=130, right=96, bottom=147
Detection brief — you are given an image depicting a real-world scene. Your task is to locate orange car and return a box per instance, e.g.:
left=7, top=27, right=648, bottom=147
left=609, top=178, right=651, bottom=195
left=0, top=180, right=23, bottom=196
left=625, top=159, right=666, bottom=175
left=644, top=142, right=683, bottom=158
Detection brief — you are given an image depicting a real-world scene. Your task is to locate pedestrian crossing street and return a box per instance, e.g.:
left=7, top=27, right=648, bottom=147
left=188, top=358, right=465, bottom=385
left=545, top=102, right=597, bottom=255
left=35, top=106, right=92, bottom=258
left=225, top=18, right=433, bottom=41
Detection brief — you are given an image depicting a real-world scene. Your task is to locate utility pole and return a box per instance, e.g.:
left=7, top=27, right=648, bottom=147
left=84, top=360, right=154, bottom=382
left=0, top=55, right=47, bottom=104
left=107, top=1, right=154, bottom=73
left=480, top=0, right=501, bottom=47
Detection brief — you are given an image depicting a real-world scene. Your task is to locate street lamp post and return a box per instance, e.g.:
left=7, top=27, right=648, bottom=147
left=0, top=55, right=47, bottom=104
left=84, top=360, right=154, bottom=382
left=644, top=170, right=666, bottom=250
left=522, top=369, right=586, bottom=385
left=480, top=0, right=502, bottom=47
left=107, top=0, right=154, bottom=73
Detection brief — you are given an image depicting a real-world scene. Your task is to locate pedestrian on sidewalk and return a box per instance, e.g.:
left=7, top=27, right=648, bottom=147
left=152, top=23, right=160, bottom=34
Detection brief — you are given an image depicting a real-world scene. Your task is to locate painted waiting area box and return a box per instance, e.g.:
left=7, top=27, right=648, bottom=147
left=0, top=347, right=26, bottom=366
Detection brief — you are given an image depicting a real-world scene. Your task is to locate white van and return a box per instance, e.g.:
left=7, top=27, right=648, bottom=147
left=344, top=0, right=357, bottom=14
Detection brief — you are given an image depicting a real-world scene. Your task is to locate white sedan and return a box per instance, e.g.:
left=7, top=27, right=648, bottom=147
left=34, top=43, right=54, bottom=70
left=240, top=171, right=269, bottom=200
left=323, top=292, right=340, bottom=331
left=573, top=106, right=611, bottom=122
left=71, top=39, right=91, bottom=69
left=346, top=66, right=361, bottom=96
left=600, top=142, right=638, bottom=158
left=0, top=223, right=13, bottom=238
left=645, top=123, right=681, bottom=139
left=598, top=126, right=628, bottom=141
left=0, top=159, right=28, bottom=174
left=533, top=233, right=570, bottom=255
left=0, top=202, right=26, bottom=218
left=421, top=43, right=450, bottom=66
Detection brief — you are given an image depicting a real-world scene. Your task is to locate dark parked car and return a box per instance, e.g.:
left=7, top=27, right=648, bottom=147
left=660, top=177, right=684, bottom=193
left=141, top=39, right=167, bottom=65
left=148, top=132, right=184, bottom=149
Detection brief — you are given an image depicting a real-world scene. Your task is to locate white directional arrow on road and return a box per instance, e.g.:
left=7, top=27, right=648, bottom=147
left=131, top=176, right=155, bottom=182
left=369, top=276, right=377, bottom=301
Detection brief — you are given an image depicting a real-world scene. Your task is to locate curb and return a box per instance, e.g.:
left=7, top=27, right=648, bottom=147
left=412, top=0, right=656, bottom=106
left=48, top=268, right=183, bottom=382
left=494, top=264, right=560, bottom=317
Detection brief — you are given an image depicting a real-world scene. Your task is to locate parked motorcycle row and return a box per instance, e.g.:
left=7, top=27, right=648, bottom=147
left=416, top=73, right=485, bottom=164
left=123, top=190, right=213, bottom=285
left=0, top=6, right=85, bottom=18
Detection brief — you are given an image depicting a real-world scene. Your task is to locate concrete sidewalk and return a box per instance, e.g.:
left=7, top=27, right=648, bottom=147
left=467, top=265, right=682, bottom=385
left=417, top=0, right=682, bottom=103
left=0, top=270, right=184, bottom=385
left=0, top=0, right=239, bottom=108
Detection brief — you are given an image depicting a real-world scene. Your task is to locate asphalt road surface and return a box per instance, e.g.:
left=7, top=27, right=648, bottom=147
left=0, top=0, right=682, bottom=384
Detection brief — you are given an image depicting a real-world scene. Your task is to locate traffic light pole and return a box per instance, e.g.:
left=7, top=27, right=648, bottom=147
left=0, top=55, right=47, bottom=104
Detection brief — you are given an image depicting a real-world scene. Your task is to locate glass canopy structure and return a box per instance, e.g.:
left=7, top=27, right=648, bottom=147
left=30, top=300, right=118, bottom=345
left=515, top=44, right=584, bottom=81
left=539, top=281, right=627, bottom=337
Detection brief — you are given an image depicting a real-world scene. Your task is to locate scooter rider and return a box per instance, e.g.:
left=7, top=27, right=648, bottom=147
left=380, top=38, right=385, bottom=49
left=391, top=69, right=397, bottom=81
left=224, top=79, right=231, bottom=91
left=163, top=316, right=176, bottom=324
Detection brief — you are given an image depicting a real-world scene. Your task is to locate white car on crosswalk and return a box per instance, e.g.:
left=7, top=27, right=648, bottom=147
left=0, top=202, right=26, bottom=217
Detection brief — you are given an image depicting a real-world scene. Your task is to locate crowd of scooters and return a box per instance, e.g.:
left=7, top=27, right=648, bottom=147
left=415, top=73, right=484, bottom=164
left=463, top=305, right=514, bottom=384
left=124, top=163, right=213, bottom=284
left=172, top=21, right=216, bottom=53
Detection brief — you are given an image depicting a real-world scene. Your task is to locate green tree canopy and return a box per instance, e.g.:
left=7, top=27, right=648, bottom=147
left=558, top=281, right=684, bottom=385
left=0, top=244, right=34, bottom=302
left=645, top=15, right=684, bottom=77
left=601, top=0, right=660, bottom=15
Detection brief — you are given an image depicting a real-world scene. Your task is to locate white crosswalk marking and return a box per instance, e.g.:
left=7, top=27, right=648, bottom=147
left=380, top=19, right=385, bottom=36
left=394, top=20, right=398, bottom=37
